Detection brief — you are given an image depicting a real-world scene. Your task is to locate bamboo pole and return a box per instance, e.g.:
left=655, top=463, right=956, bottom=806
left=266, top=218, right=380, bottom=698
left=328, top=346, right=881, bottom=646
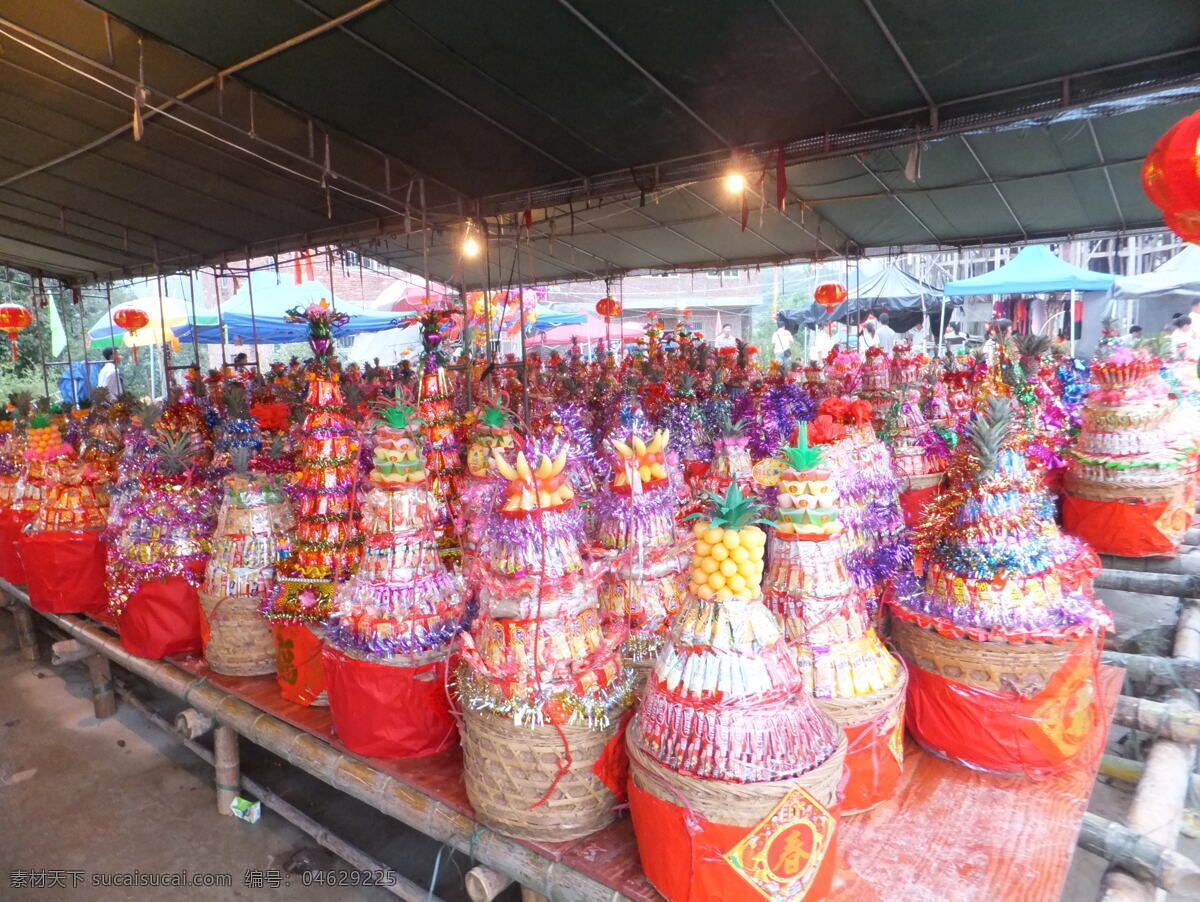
left=1099, top=600, right=1200, bottom=902
left=10, top=601, right=37, bottom=661
left=1079, top=813, right=1200, bottom=896
left=50, top=638, right=93, bottom=665
left=1100, top=555, right=1200, bottom=577
left=3, top=591, right=635, bottom=902
left=1093, top=569, right=1200, bottom=598
left=1099, top=753, right=1200, bottom=797
left=1103, top=652, right=1200, bottom=690
left=114, top=686, right=438, bottom=902
left=85, top=653, right=117, bottom=719
left=1114, top=695, right=1200, bottom=744
left=214, top=724, right=240, bottom=817
left=465, top=866, right=514, bottom=902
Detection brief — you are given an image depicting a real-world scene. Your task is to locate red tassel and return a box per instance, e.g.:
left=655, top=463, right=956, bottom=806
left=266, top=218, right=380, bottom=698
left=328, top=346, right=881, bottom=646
left=775, top=142, right=787, bottom=211
left=523, top=209, right=533, bottom=232
left=740, top=193, right=749, bottom=232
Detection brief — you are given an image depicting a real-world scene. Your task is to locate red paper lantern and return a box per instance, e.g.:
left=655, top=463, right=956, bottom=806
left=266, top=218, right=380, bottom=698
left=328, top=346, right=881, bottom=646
left=113, top=306, right=151, bottom=363
left=0, top=304, right=32, bottom=362
left=814, top=282, right=847, bottom=312
left=1143, top=111, right=1200, bottom=242
left=595, top=295, right=622, bottom=318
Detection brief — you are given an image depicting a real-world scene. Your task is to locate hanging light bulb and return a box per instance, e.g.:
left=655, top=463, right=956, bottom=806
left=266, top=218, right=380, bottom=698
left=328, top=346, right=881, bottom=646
left=724, top=171, right=746, bottom=194
left=462, top=235, right=481, bottom=258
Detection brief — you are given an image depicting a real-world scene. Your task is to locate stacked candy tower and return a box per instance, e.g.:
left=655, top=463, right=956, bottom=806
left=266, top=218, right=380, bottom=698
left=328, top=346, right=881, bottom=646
left=410, top=311, right=461, bottom=563
left=763, top=426, right=906, bottom=813
left=628, top=484, right=846, bottom=902
left=890, top=399, right=1111, bottom=775
left=0, top=398, right=31, bottom=584
left=593, top=429, right=688, bottom=669
left=459, top=402, right=518, bottom=561
left=323, top=400, right=469, bottom=758
left=458, top=444, right=633, bottom=841
left=262, top=302, right=362, bottom=706
left=199, top=448, right=293, bottom=676
left=859, top=346, right=892, bottom=424
left=1063, top=345, right=1196, bottom=557
left=16, top=411, right=109, bottom=615
left=106, top=425, right=218, bottom=659
left=882, top=389, right=951, bottom=527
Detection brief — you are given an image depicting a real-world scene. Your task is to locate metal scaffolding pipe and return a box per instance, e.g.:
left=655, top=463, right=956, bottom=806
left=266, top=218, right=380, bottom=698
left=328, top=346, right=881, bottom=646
left=1, top=587, right=633, bottom=902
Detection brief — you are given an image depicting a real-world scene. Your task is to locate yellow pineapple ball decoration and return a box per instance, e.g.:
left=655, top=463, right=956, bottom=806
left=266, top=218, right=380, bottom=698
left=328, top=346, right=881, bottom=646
left=687, top=484, right=768, bottom=601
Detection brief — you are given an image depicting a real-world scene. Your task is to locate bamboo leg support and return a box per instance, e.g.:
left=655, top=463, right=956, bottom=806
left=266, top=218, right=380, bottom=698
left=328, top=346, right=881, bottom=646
left=1099, top=753, right=1200, bottom=797
left=11, top=601, right=37, bottom=661
left=1080, top=813, right=1200, bottom=896
left=520, top=890, right=551, bottom=902
left=214, top=724, right=241, bottom=816
left=465, top=867, right=513, bottom=902
left=1103, top=651, right=1200, bottom=690
left=1113, top=696, right=1200, bottom=743
left=85, top=653, right=116, bottom=719
left=1094, top=570, right=1200, bottom=598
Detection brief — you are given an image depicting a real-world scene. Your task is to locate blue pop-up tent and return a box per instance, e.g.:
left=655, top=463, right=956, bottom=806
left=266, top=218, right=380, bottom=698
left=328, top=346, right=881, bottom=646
left=943, top=245, right=1116, bottom=296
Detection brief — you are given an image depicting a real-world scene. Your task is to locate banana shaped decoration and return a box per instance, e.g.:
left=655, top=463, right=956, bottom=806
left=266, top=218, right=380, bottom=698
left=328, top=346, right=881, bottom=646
left=611, top=429, right=671, bottom=492
left=494, top=446, right=576, bottom=514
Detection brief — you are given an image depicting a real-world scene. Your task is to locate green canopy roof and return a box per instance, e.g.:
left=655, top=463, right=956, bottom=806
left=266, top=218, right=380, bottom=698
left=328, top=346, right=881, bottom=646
left=0, top=0, right=1197, bottom=286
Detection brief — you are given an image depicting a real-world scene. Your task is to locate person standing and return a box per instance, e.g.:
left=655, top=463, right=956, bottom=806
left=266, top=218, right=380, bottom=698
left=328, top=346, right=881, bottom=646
left=772, top=320, right=794, bottom=367
left=859, top=319, right=879, bottom=350
left=96, top=347, right=123, bottom=396
left=876, top=312, right=899, bottom=354
left=715, top=323, right=738, bottom=350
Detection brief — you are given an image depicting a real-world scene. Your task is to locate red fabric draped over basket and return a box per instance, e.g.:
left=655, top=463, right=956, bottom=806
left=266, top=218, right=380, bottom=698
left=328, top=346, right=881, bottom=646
left=1061, top=492, right=1190, bottom=558
left=903, top=636, right=1105, bottom=776
left=839, top=705, right=904, bottom=814
left=0, top=509, right=32, bottom=582
left=898, top=484, right=941, bottom=529
left=627, top=778, right=838, bottom=902
left=117, top=575, right=203, bottom=659
left=18, top=531, right=107, bottom=614
left=272, top=622, right=327, bottom=707
left=322, top=647, right=457, bottom=758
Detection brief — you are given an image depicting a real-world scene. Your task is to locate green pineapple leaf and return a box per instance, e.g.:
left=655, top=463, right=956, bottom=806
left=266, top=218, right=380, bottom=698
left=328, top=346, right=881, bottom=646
left=776, top=422, right=824, bottom=471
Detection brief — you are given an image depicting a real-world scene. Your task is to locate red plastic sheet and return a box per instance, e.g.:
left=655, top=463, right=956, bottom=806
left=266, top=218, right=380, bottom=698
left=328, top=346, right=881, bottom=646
left=117, top=576, right=203, bottom=659
left=322, top=647, right=457, bottom=758
left=0, top=509, right=32, bottom=583
left=18, top=531, right=107, bottom=614
left=898, top=483, right=941, bottom=529
left=1061, top=492, right=1190, bottom=558
left=903, top=636, right=1104, bottom=777
left=273, top=622, right=327, bottom=707
left=628, top=777, right=837, bottom=902
left=839, top=701, right=905, bottom=814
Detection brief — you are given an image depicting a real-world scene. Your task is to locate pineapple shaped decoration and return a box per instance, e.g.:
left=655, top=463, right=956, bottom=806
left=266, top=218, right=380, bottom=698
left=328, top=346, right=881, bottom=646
left=465, top=404, right=517, bottom=478
left=369, top=401, right=426, bottom=487
left=774, top=424, right=842, bottom=541
left=687, top=484, right=768, bottom=602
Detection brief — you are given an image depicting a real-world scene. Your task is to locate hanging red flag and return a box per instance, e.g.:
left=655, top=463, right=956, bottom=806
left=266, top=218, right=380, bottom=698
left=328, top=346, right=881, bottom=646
left=776, top=142, right=788, bottom=211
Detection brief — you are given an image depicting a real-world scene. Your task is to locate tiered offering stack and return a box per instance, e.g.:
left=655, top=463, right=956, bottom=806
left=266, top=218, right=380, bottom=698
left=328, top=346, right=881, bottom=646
left=17, top=411, right=109, bottom=615
left=763, top=427, right=906, bottom=813
left=593, top=429, right=688, bottom=671
left=628, top=485, right=846, bottom=902
left=1062, top=345, right=1196, bottom=557
left=199, top=448, right=293, bottom=676
left=458, top=445, right=633, bottom=842
left=106, top=423, right=218, bottom=659
left=459, top=403, right=518, bottom=562
left=411, top=311, right=462, bottom=564
left=262, top=302, right=362, bottom=706
left=859, top=347, right=892, bottom=425
left=890, top=399, right=1112, bottom=775
left=882, top=389, right=951, bottom=527
left=323, top=401, right=469, bottom=758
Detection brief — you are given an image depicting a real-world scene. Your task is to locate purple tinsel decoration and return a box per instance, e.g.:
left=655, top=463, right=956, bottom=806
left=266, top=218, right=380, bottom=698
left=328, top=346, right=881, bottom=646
left=751, top=383, right=816, bottom=459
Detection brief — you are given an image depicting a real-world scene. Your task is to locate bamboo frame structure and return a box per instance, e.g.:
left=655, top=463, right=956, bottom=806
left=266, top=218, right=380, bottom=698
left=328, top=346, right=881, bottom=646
left=0, top=581, right=635, bottom=902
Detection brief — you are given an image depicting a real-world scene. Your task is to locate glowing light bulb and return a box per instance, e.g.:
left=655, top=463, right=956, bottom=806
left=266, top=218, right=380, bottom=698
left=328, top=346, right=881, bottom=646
left=724, top=172, right=746, bottom=194
left=462, top=236, right=481, bottom=258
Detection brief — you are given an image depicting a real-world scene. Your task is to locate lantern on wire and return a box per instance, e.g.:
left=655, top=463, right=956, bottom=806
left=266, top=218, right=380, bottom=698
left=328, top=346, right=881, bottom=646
left=0, top=304, right=32, bottom=362
left=1143, top=110, right=1200, bottom=243
left=814, top=282, right=847, bottom=313
left=113, top=306, right=151, bottom=362
left=595, top=294, right=622, bottom=319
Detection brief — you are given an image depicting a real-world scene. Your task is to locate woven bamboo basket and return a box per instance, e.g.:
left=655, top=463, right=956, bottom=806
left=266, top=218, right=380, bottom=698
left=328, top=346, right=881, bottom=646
left=890, top=617, right=1071, bottom=697
left=816, top=664, right=907, bottom=728
left=1063, top=471, right=1184, bottom=503
left=627, top=720, right=846, bottom=826
left=903, top=471, right=945, bottom=492
left=199, top=590, right=276, bottom=676
left=462, top=707, right=622, bottom=842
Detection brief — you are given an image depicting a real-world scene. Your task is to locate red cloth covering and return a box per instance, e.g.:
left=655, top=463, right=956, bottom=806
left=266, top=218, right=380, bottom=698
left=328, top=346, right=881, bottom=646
left=839, top=698, right=905, bottom=814
left=903, top=636, right=1105, bottom=776
left=273, top=622, right=327, bottom=707
left=117, top=575, right=203, bottom=659
left=18, top=531, right=107, bottom=614
left=0, top=509, right=32, bottom=583
left=898, top=483, right=941, bottom=529
left=628, top=777, right=837, bottom=902
left=1061, top=491, right=1191, bottom=558
left=322, top=647, right=457, bottom=758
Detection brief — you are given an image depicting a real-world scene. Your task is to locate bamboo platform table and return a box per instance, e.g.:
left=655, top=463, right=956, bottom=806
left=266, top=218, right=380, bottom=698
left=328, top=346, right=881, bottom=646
left=4, top=581, right=1121, bottom=902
